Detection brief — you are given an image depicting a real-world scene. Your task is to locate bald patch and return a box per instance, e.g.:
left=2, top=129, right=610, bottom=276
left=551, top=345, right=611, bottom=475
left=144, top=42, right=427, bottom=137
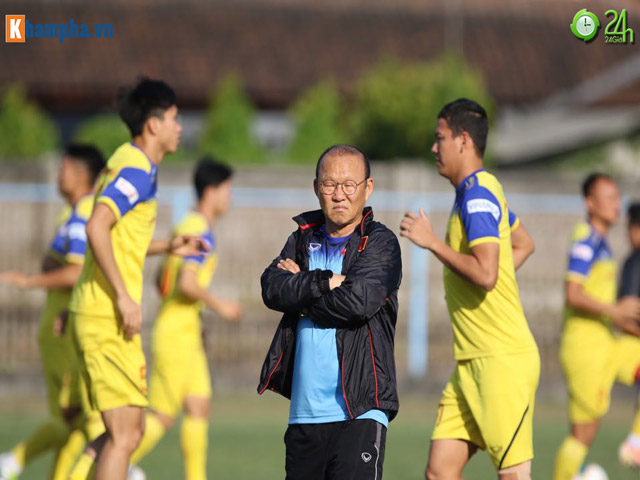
left=316, top=144, right=370, bottom=179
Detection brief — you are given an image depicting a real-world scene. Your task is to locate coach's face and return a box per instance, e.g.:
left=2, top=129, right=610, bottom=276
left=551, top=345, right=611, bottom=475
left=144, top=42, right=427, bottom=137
left=587, top=178, right=620, bottom=227
left=314, top=153, right=373, bottom=233
left=431, top=118, right=464, bottom=181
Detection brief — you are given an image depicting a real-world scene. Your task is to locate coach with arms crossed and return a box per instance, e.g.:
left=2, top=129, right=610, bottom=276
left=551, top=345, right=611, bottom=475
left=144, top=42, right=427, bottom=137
left=258, top=144, right=402, bottom=480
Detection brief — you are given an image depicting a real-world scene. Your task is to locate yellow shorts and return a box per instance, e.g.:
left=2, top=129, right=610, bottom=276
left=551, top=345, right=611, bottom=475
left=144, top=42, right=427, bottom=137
left=71, top=312, right=148, bottom=412
left=148, top=313, right=211, bottom=417
left=432, top=350, right=540, bottom=470
left=561, top=333, right=640, bottom=423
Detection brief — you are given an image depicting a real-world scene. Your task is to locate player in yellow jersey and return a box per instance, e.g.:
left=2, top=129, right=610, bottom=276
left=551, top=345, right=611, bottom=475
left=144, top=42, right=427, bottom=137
left=67, top=79, right=206, bottom=480
left=0, top=145, right=105, bottom=480
left=400, top=99, right=539, bottom=480
left=127, top=157, right=242, bottom=480
left=553, top=174, right=640, bottom=480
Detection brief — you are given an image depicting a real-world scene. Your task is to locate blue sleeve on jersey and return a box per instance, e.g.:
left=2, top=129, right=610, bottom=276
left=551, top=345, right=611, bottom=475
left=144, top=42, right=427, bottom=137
left=567, top=238, right=596, bottom=277
left=100, top=167, right=153, bottom=217
left=460, top=187, right=502, bottom=243
left=66, top=219, right=88, bottom=257
left=508, top=209, right=518, bottom=228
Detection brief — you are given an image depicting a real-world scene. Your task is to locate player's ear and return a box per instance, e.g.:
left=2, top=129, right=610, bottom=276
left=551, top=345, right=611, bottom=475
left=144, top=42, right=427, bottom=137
left=146, top=116, right=160, bottom=136
left=313, top=178, right=319, bottom=197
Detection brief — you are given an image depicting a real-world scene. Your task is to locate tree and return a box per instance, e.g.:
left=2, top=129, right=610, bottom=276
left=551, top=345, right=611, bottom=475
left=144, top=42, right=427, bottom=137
left=286, top=81, right=350, bottom=164
left=199, top=74, right=265, bottom=163
left=0, top=85, right=59, bottom=158
left=73, top=113, right=129, bottom=159
left=350, top=54, right=494, bottom=161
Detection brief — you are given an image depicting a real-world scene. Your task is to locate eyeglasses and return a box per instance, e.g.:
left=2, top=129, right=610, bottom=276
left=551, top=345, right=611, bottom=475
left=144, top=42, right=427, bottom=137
left=318, top=178, right=368, bottom=196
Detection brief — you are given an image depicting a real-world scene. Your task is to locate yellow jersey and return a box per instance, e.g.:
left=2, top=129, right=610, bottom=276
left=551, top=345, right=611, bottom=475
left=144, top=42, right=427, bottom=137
left=69, top=142, right=158, bottom=318
left=443, top=169, right=537, bottom=360
left=157, top=211, right=218, bottom=322
left=563, top=221, right=617, bottom=340
left=39, top=194, right=94, bottom=349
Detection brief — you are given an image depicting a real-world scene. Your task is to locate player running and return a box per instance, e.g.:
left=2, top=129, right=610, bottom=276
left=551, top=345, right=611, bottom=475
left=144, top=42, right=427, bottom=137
left=400, top=98, right=539, bottom=480
left=66, top=78, right=206, bottom=480
left=127, top=157, right=242, bottom=480
left=553, top=175, right=640, bottom=480
left=0, top=145, right=105, bottom=480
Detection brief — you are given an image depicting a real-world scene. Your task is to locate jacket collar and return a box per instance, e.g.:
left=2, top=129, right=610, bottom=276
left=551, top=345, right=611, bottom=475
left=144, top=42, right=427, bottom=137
left=293, top=206, right=374, bottom=237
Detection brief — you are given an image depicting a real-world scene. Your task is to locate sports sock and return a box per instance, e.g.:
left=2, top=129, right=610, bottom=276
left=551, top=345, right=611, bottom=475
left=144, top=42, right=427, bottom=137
left=130, top=413, right=166, bottom=465
left=51, top=428, right=86, bottom=480
left=13, top=418, right=69, bottom=467
left=180, top=415, right=208, bottom=480
left=68, top=451, right=95, bottom=480
left=553, top=435, right=588, bottom=480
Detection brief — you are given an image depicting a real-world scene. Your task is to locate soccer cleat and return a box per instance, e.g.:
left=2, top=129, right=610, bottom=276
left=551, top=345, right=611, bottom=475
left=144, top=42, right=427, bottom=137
left=619, top=438, right=640, bottom=468
left=0, top=452, right=21, bottom=480
left=127, top=464, right=147, bottom=480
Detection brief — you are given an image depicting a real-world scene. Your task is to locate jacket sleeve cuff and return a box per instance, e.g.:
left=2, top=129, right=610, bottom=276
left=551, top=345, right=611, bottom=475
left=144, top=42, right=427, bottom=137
left=317, top=269, right=333, bottom=296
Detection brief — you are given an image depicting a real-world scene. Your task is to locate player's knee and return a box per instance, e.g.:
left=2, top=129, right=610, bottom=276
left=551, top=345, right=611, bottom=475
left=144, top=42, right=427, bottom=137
left=498, top=460, right=531, bottom=480
left=111, top=423, right=144, bottom=453
left=425, top=462, right=456, bottom=480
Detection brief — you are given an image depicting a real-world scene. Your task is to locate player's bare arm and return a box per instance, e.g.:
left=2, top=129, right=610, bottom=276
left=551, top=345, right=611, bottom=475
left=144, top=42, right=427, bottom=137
left=86, top=202, right=141, bottom=339
left=400, top=208, right=499, bottom=291
left=565, top=280, right=640, bottom=336
left=177, top=267, right=242, bottom=322
left=511, top=222, right=535, bottom=270
left=147, top=235, right=209, bottom=257
left=0, top=263, right=82, bottom=290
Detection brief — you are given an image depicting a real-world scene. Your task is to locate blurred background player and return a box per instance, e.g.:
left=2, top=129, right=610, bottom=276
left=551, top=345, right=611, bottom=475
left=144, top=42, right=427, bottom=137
left=0, top=144, right=105, bottom=480
left=127, top=157, right=242, bottom=480
left=67, top=79, right=207, bottom=480
left=400, top=98, right=539, bottom=480
left=553, top=174, right=640, bottom=480
left=617, top=201, right=640, bottom=468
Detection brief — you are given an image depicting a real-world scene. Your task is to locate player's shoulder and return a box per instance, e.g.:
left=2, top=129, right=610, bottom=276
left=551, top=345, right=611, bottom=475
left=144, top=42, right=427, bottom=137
left=107, top=142, right=153, bottom=174
left=56, top=204, right=73, bottom=226
left=174, top=211, right=209, bottom=236
left=570, top=221, right=595, bottom=245
left=474, top=170, right=505, bottom=199
left=75, top=194, right=95, bottom=220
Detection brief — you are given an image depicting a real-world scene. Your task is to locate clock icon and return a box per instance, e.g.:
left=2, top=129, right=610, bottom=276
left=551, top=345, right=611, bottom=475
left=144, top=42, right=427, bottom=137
left=571, top=9, right=600, bottom=42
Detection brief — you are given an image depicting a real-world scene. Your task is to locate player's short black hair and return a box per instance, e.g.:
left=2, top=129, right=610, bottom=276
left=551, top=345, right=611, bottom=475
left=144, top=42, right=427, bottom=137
left=437, top=98, right=489, bottom=157
left=628, top=202, right=640, bottom=227
left=582, top=172, right=613, bottom=198
left=194, top=156, right=233, bottom=200
left=315, top=144, right=370, bottom=179
left=116, top=78, right=177, bottom=137
left=65, top=143, right=105, bottom=185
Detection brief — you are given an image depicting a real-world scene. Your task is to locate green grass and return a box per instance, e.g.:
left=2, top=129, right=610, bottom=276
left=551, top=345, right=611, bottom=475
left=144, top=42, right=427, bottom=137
left=0, top=393, right=637, bottom=479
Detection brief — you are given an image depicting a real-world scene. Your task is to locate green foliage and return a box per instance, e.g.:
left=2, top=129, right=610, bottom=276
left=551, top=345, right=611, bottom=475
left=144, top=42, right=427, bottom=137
left=0, top=84, right=59, bottom=158
left=350, top=54, right=494, bottom=161
left=73, top=113, right=130, bottom=159
left=199, top=75, right=265, bottom=163
left=286, top=81, right=350, bottom=164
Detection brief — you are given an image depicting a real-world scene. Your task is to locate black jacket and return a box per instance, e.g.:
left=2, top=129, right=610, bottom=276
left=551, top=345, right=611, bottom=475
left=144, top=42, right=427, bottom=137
left=619, top=249, right=640, bottom=298
left=257, top=207, right=402, bottom=421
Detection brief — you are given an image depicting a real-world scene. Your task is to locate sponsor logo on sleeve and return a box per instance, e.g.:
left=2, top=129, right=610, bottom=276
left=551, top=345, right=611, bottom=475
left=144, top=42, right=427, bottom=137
left=67, top=222, right=87, bottom=241
left=466, top=199, right=500, bottom=221
left=570, top=243, right=594, bottom=262
left=114, top=177, right=139, bottom=205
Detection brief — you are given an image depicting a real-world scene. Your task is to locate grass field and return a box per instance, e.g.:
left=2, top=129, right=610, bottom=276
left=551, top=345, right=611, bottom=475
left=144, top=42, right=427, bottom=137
left=0, top=392, right=638, bottom=479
